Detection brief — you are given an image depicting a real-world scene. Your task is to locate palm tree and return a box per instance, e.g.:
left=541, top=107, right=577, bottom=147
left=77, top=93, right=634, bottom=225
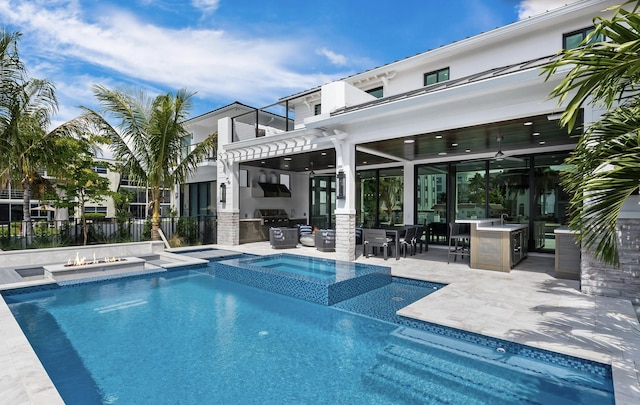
left=0, top=29, right=61, bottom=237
left=542, top=2, right=640, bottom=265
left=81, top=85, right=216, bottom=241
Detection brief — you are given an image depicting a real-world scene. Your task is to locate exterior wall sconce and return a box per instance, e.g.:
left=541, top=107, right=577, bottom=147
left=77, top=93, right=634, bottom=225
left=219, top=182, right=226, bottom=203
left=336, top=170, right=345, bottom=200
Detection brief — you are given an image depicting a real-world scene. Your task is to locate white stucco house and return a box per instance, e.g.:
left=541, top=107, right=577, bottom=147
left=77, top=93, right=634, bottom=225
left=184, top=0, right=637, bottom=303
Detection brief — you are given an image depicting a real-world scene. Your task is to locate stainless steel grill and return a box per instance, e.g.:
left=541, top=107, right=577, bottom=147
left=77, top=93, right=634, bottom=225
left=254, top=209, right=290, bottom=239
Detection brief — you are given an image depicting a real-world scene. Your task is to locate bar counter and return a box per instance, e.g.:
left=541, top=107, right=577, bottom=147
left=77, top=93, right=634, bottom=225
left=456, top=219, right=528, bottom=272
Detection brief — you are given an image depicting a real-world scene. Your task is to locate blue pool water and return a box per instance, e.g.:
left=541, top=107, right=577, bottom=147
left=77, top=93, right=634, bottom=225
left=4, top=266, right=614, bottom=404
left=241, top=254, right=337, bottom=278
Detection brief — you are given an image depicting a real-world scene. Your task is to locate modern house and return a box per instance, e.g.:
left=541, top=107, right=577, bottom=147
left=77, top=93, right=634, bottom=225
left=185, top=0, right=638, bottom=303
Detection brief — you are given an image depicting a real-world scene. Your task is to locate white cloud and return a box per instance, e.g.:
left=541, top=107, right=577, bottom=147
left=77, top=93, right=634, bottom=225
left=316, top=47, right=347, bottom=66
left=517, top=0, right=583, bottom=19
left=0, top=0, right=347, bottom=116
left=192, top=0, right=220, bottom=14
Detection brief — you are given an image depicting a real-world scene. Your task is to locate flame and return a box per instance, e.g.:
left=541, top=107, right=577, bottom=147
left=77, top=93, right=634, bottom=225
left=66, top=252, right=121, bottom=266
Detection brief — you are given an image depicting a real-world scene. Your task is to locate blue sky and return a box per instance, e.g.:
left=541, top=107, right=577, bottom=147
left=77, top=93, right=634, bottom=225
left=0, top=0, right=576, bottom=127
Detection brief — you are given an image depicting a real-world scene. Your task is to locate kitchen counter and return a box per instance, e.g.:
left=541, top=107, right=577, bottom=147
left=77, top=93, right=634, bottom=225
left=239, top=219, right=264, bottom=243
left=457, top=218, right=528, bottom=272
left=476, top=223, right=528, bottom=232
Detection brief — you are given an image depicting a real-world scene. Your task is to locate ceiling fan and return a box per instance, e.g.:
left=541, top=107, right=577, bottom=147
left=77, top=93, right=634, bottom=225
left=493, top=136, right=523, bottom=162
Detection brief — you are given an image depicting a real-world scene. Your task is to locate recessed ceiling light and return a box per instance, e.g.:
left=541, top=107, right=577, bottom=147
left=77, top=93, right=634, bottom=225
left=465, top=149, right=471, bottom=153
left=284, top=165, right=289, bottom=168
left=404, top=139, right=415, bottom=144
left=362, top=161, right=368, bottom=164
left=452, top=143, right=458, bottom=147
left=539, top=141, right=546, bottom=145
left=328, top=164, right=334, bottom=168
left=261, top=161, right=266, bottom=164
left=321, top=152, right=327, bottom=156
left=532, top=132, right=540, bottom=136
left=284, top=157, right=292, bottom=161
left=435, top=135, right=443, bottom=139
left=524, top=121, right=533, bottom=126
left=438, top=152, right=447, bottom=156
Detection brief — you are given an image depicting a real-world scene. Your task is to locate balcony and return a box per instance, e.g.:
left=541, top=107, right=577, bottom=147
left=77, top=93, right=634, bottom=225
left=231, top=105, right=293, bottom=143
left=0, top=189, right=24, bottom=199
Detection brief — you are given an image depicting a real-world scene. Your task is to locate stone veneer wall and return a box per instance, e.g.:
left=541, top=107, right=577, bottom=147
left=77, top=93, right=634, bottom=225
left=581, top=218, right=640, bottom=305
left=217, top=211, right=239, bottom=246
left=335, top=212, right=356, bottom=262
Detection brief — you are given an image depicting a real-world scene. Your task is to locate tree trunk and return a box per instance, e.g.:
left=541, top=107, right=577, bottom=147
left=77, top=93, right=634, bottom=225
left=21, top=178, right=33, bottom=238
left=80, top=199, right=88, bottom=246
left=151, top=188, right=161, bottom=241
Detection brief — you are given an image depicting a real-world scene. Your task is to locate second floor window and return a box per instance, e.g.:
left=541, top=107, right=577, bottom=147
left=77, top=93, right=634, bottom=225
left=314, top=104, right=321, bottom=115
left=366, top=86, right=384, bottom=99
left=92, top=165, right=107, bottom=174
left=424, top=67, right=450, bottom=86
left=563, top=27, right=604, bottom=50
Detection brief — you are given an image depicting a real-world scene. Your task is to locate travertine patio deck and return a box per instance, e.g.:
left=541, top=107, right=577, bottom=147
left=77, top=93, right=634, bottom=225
left=1, top=243, right=638, bottom=404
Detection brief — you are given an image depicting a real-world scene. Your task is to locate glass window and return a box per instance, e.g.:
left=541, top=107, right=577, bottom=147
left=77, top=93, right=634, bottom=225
left=310, top=176, right=335, bottom=229
left=416, top=164, right=448, bottom=226
left=378, top=168, right=404, bottom=226
left=92, top=165, right=107, bottom=174
left=356, top=167, right=404, bottom=227
left=188, top=181, right=213, bottom=217
left=84, top=206, right=107, bottom=214
left=488, top=157, right=530, bottom=224
left=366, top=86, right=383, bottom=99
left=454, top=161, right=487, bottom=220
left=357, top=170, right=378, bottom=227
left=424, top=67, right=450, bottom=86
left=181, top=135, right=191, bottom=160
left=417, top=164, right=448, bottom=244
left=314, top=104, right=321, bottom=115
left=563, top=27, right=604, bottom=49
left=533, top=153, right=571, bottom=252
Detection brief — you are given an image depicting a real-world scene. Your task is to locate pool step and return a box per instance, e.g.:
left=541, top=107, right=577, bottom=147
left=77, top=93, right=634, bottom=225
left=387, top=326, right=614, bottom=402
left=365, top=343, right=532, bottom=404
left=363, top=361, right=482, bottom=404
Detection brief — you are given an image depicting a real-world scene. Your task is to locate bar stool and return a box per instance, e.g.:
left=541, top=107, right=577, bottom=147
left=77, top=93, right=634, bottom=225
left=448, top=223, right=470, bottom=263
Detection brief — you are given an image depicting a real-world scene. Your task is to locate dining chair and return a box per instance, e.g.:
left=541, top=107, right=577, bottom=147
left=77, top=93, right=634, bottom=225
left=414, top=225, right=429, bottom=253
left=363, top=228, right=393, bottom=260
left=448, top=223, right=470, bottom=263
left=399, top=226, right=417, bottom=257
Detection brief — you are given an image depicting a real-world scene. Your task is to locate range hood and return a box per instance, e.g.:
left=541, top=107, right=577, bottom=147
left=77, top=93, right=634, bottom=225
left=252, top=182, right=292, bottom=198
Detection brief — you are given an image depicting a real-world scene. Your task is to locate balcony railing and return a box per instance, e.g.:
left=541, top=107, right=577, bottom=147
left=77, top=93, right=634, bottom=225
left=231, top=104, right=294, bottom=143
left=0, top=189, right=24, bottom=199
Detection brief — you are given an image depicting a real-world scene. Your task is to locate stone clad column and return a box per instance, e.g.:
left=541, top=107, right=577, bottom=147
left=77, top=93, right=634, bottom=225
left=335, top=212, right=356, bottom=262
left=216, top=117, right=240, bottom=246
left=333, top=136, right=356, bottom=261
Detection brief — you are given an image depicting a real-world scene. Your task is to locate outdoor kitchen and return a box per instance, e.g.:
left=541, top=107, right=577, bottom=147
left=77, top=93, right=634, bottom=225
left=240, top=209, right=308, bottom=243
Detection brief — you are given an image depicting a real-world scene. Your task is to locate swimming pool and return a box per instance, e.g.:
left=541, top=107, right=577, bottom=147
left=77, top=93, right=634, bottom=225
left=3, top=263, right=614, bottom=404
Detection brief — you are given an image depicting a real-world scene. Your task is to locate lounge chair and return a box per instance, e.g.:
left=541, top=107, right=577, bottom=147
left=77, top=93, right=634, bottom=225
left=269, top=227, right=299, bottom=249
left=315, top=229, right=336, bottom=252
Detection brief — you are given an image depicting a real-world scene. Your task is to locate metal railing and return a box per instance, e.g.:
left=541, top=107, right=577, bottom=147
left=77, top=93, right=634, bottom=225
left=0, top=215, right=217, bottom=251
left=0, top=189, right=24, bottom=199
left=231, top=105, right=294, bottom=142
